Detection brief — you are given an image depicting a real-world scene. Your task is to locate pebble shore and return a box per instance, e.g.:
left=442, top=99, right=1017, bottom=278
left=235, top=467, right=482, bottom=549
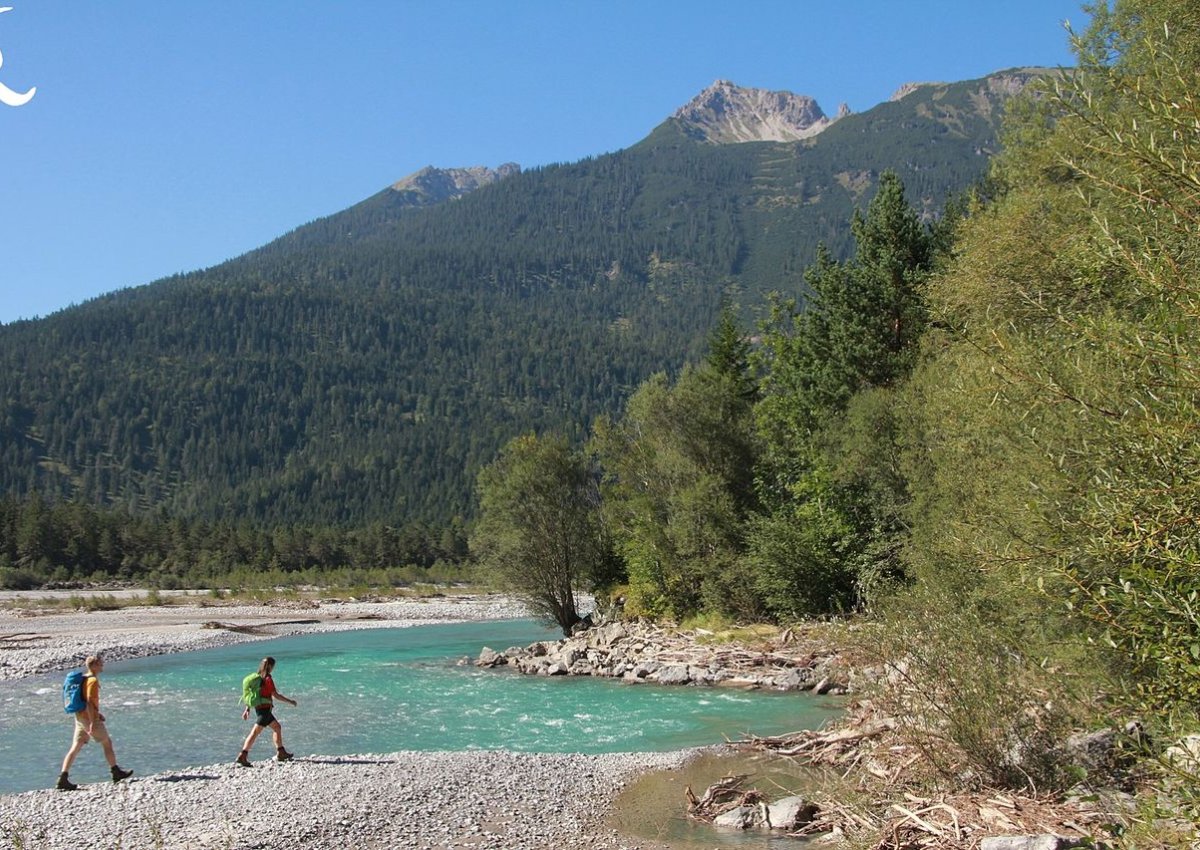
left=0, top=593, right=695, bottom=850
left=1, top=750, right=693, bottom=850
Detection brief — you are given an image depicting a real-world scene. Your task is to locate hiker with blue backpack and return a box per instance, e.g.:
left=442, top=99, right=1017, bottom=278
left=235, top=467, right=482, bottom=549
left=236, top=656, right=297, bottom=766
left=57, top=655, right=133, bottom=790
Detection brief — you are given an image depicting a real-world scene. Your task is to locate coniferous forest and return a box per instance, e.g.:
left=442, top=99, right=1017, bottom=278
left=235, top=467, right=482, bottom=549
left=0, top=68, right=1030, bottom=584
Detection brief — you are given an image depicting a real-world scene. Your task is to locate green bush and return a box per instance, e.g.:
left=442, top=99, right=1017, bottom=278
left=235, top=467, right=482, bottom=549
left=873, top=580, right=1104, bottom=793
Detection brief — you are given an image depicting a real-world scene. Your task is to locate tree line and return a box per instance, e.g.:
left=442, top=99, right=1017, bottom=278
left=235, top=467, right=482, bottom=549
left=0, top=493, right=467, bottom=589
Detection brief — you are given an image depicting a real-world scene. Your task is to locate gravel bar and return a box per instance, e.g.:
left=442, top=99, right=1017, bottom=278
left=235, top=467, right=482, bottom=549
left=1, top=750, right=693, bottom=850
left=0, top=594, right=531, bottom=681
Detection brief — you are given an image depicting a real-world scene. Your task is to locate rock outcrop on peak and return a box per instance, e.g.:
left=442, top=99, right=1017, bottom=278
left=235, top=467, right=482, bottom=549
left=889, top=81, right=942, bottom=102
left=390, top=162, right=520, bottom=204
left=890, top=66, right=1056, bottom=102
left=672, top=79, right=837, bottom=144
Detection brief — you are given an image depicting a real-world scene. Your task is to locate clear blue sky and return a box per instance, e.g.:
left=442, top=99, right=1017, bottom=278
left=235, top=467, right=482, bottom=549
left=0, top=1, right=1089, bottom=325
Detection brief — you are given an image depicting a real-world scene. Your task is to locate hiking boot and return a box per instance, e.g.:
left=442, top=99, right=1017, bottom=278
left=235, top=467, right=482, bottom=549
left=111, top=765, right=133, bottom=783
left=56, top=772, right=77, bottom=791
left=276, top=748, right=294, bottom=762
left=235, top=752, right=253, bottom=768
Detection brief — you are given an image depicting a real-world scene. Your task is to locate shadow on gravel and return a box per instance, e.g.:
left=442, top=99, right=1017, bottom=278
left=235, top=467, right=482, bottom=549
left=153, top=773, right=220, bottom=783
left=301, top=757, right=398, bottom=766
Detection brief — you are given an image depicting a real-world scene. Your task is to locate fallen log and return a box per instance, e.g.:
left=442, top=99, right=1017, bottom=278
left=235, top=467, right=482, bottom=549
left=0, top=633, right=47, bottom=643
left=201, top=619, right=321, bottom=634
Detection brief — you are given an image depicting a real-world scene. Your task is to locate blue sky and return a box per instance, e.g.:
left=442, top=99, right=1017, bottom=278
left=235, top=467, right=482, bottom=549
left=0, top=1, right=1089, bottom=325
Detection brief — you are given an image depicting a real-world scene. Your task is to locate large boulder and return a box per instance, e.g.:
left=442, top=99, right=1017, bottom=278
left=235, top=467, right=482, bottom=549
left=587, top=622, right=628, bottom=649
left=711, top=796, right=818, bottom=831
left=1164, top=734, right=1200, bottom=772
left=654, top=664, right=693, bottom=686
left=475, top=647, right=506, bottom=668
left=713, top=804, right=764, bottom=829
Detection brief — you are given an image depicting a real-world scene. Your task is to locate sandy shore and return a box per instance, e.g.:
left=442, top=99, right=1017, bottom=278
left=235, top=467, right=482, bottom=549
left=0, top=592, right=696, bottom=850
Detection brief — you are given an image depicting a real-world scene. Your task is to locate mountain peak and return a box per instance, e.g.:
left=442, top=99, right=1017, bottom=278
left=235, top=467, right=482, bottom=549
left=671, top=80, right=837, bottom=144
left=390, top=163, right=520, bottom=203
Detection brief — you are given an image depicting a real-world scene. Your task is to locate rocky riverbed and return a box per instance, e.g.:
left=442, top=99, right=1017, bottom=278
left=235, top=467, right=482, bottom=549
left=476, top=619, right=853, bottom=694
left=1, top=749, right=697, bottom=850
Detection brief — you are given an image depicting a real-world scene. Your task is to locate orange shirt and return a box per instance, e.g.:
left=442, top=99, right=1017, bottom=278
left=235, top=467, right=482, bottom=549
left=83, top=676, right=100, bottom=710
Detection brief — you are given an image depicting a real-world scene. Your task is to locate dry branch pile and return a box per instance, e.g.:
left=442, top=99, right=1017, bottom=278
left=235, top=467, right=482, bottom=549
left=717, top=700, right=1121, bottom=849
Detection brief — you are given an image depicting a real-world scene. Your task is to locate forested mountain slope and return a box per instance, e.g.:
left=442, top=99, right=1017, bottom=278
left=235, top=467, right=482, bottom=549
left=0, top=69, right=1045, bottom=529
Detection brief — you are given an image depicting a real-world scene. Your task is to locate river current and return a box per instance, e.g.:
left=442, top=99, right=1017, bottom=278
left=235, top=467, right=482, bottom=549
left=0, top=619, right=839, bottom=795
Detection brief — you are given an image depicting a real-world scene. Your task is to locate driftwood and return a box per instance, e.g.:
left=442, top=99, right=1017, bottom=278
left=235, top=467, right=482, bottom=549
left=737, top=716, right=896, bottom=763
left=684, top=773, right=769, bottom=823
left=201, top=619, right=320, bottom=634
left=0, top=633, right=48, bottom=643
left=727, top=702, right=1119, bottom=848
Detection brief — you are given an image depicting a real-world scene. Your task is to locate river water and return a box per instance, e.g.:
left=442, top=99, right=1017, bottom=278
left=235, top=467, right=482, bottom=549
left=0, top=619, right=840, bottom=795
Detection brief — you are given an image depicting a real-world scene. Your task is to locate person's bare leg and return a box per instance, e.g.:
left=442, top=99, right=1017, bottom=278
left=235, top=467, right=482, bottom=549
left=60, top=737, right=86, bottom=774
left=241, top=724, right=264, bottom=753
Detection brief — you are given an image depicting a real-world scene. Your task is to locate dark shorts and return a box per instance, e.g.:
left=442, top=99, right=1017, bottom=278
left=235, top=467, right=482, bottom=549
left=254, top=706, right=277, bottom=727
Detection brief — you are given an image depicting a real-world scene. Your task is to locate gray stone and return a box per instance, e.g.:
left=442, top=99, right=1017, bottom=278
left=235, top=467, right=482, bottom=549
left=713, top=805, right=761, bottom=830
left=475, top=647, right=505, bottom=668
left=529, top=641, right=551, bottom=657
left=774, top=668, right=811, bottom=690
left=980, top=836, right=1084, bottom=850
left=1165, top=734, right=1200, bottom=771
left=654, top=664, right=692, bottom=686
left=764, top=795, right=818, bottom=830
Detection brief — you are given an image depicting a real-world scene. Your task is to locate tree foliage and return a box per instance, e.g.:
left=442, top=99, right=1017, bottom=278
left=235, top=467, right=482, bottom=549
left=0, top=492, right=467, bottom=590
left=471, top=433, right=614, bottom=635
left=891, top=3, right=1200, bottom=798
left=592, top=361, right=760, bottom=622
left=748, top=171, right=934, bottom=617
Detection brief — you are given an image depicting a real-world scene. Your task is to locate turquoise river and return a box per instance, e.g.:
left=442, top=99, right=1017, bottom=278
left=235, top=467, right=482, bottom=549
left=0, top=618, right=840, bottom=795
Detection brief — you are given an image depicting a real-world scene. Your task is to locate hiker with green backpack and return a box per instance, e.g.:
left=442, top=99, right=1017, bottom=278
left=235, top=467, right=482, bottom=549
left=236, top=656, right=297, bottom=766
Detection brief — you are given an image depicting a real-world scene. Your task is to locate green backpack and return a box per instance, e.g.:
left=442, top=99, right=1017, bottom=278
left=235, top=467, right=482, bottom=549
left=240, top=672, right=263, bottom=708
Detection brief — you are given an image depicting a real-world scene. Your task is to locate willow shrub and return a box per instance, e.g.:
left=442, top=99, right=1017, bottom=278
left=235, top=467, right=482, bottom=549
left=872, top=579, right=1102, bottom=793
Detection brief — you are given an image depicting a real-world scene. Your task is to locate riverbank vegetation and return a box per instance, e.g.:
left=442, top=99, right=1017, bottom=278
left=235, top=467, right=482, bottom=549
left=473, top=1, right=1200, bottom=843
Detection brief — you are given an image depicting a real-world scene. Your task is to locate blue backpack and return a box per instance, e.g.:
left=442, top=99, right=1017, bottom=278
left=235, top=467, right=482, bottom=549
left=62, top=670, right=91, bottom=714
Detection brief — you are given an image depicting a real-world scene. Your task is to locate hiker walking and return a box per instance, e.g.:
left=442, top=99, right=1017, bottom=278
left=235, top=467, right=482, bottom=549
left=57, top=654, right=133, bottom=790
left=236, top=656, right=297, bottom=766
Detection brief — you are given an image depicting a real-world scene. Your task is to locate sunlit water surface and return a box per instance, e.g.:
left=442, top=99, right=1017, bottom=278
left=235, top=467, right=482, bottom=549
left=0, top=619, right=840, bottom=795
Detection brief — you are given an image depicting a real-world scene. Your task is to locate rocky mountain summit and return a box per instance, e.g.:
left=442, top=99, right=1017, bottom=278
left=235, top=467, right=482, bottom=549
left=672, top=79, right=848, bottom=144
left=390, top=162, right=521, bottom=204
left=890, top=66, right=1056, bottom=102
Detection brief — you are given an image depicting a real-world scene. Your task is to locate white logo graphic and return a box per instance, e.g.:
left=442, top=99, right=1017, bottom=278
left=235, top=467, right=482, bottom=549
left=0, top=6, right=36, bottom=107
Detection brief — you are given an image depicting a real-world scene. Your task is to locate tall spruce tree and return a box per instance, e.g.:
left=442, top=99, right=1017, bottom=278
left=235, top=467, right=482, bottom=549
left=749, top=171, right=933, bottom=618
